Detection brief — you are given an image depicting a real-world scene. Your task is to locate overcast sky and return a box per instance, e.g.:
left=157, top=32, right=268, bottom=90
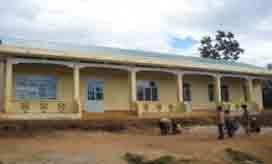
left=0, top=0, right=272, bottom=66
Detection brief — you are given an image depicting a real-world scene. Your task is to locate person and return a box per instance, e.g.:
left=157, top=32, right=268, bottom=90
left=250, top=117, right=261, bottom=133
left=241, top=104, right=250, bottom=135
left=216, top=106, right=225, bottom=140
left=159, top=118, right=167, bottom=135
left=232, top=118, right=240, bottom=135
left=224, top=109, right=233, bottom=138
left=159, top=118, right=172, bottom=135
left=172, top=119, right=182, bottom=134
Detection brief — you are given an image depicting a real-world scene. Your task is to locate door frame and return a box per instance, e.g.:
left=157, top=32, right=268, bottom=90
left=85, top=78, right=105, bottom=112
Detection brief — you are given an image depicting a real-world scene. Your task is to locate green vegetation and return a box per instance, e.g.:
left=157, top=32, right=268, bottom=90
left=124, top=149, right=266, bottom=164
left=123, top=153, right=195, bottom=164
left=199, top=30, right=244, bottom=61
left=224, top=148, right=264, bottom=164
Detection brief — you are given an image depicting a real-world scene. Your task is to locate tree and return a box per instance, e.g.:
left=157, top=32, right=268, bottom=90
left=198, top=31, right=244, bottom=61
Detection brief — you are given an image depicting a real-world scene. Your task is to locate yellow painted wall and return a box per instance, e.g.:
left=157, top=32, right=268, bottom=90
left=183, top=75, right=216, bottom=110
left=8, top=63, right=264, bottom=114
left=10, top=63, right=75, bottom=113
left=80, top=68, right=130, bottom=111
left=221, top=77, right=245, bottom=104
left=136, top=71, right=178, bottom=104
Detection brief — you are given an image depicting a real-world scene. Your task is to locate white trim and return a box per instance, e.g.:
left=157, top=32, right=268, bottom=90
left=219, top=73, right=265, bottom=80
left=78, top=62, right=131, bottom=71
left=8, top=58, right=268, bottom=81
left=220, top=73, right=249, bottom=79
left=136, top=67, right=216, bottom=77
left=182, top=70, right=216, bottom=77
left=135, top=67, right=179, bottom=75
left=9, top=58, right=74, bottom=68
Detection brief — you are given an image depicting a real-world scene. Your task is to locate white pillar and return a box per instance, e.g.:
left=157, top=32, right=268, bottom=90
left=0, top=60, right=4, bottom=112
left=130, top=69, right=137, bottom=103
left=214, top=75, right=222, bottom=104
left=246, top=78, right=254, bottom=102
left=177, top=73, right=184, bottom=102
left=73, top=65, right=81, bottom=114
left=5, top=59, right=13, bottom=113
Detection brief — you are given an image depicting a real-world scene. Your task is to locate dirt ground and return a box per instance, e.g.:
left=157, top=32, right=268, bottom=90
left=0, top=126, right=271, bottom=164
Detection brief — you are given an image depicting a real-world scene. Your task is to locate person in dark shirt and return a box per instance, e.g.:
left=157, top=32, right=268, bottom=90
left=159, top=119, right=167, bottom=135
left=159, top=118, right=172, bottom=135
left=241, top=104, right=250, bottom=135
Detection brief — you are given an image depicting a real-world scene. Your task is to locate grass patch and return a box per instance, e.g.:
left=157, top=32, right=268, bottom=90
left=224, top=148, right=264, bottom=164
left=124, top=153, right=195, bottom=164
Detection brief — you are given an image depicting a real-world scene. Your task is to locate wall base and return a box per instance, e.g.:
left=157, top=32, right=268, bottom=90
left=0, top=113, right=81, bottom=120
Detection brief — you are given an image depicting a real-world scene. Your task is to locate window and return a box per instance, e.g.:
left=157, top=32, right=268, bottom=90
left=221, top=85, right=230, bottom=102
left=87, top=80, right=104, bottom=100
left=137, top=80, right=158, bottom=101
left=16, top=75, right=57, bottom=100
left=208, top=84, right=214, bottom=102
left=183, top=83, right=191, bottom=101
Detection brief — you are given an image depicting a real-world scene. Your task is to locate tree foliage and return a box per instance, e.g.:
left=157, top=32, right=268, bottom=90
left=198, top=31, right=244, bottom=61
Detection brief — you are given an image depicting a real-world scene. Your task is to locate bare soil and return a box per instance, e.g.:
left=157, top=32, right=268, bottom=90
left=0, top=126, right=271, bottom=164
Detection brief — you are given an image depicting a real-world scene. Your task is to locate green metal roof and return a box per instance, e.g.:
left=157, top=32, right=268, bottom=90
left=0, top=36, right=269, bottom=75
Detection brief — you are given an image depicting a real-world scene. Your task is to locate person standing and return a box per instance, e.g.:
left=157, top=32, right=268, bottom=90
left=216, top=106, right=225, bottom=140
left=241, top=104, right=250, bottom=135
left=224, top=109, right=233, bottom=138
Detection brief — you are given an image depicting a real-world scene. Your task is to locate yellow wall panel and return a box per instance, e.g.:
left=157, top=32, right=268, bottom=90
left=80, top=68, right=130, bottom=111
left=222, top=77, right=245, bottom=103
left=9, top=63, right=263, bottom=114
left=10, top=63, right=74, bottom=113
left=137, top=71, right=178, bottom=104
left=183, top=75, right=215, bottom=110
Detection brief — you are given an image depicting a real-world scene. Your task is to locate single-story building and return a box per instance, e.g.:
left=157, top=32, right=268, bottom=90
left=0, top=41, right=271, bottom=120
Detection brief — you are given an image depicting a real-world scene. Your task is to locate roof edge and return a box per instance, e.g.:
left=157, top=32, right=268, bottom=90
left=0, top=44, right=271, bottom=77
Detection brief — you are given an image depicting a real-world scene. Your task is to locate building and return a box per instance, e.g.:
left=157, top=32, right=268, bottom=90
left=0, top=42, right=271, bottom=120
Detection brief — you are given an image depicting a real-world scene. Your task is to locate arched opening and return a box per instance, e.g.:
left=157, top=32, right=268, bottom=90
left=220, top=76, right=246, bottom=104
left=183, top=74, right=215, bottom=111
left=10, top=63, right=75, bottom=114
left=80, top=66, right=130, bottom=113
left=134, top=70, right=179, bottom=114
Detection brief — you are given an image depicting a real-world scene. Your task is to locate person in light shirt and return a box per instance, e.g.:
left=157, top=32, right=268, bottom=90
left=216, top=106, right=225, bottom=140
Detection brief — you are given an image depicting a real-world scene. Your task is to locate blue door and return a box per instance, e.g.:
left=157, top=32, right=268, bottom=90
left=86, top=79, right=104, bottom=112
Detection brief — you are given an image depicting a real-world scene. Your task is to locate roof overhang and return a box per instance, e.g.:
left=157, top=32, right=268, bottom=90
left=0, top=45, right=272, bottom=77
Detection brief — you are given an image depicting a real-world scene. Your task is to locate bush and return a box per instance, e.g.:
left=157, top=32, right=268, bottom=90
left=225, top=148, right=264, bottom=164
left=123, top=153, right=194, bottom=164
left=124, top=153, right=145, bottom=164
left=146, top=155, right=178, bottom=164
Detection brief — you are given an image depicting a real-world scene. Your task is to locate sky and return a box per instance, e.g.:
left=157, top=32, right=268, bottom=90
left=0, top=0, right=272, bottom=67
